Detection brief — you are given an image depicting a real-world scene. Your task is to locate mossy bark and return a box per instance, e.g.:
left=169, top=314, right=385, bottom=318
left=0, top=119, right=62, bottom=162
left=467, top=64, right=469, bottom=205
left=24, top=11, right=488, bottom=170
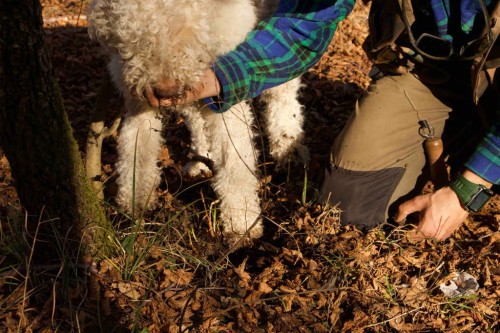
left=0, top=0, right=114, bottom=259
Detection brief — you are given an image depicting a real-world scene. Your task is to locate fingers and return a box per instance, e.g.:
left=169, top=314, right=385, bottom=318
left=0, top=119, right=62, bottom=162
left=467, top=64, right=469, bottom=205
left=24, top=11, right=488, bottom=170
left=144, top=88, right=160, bottom=108
left=158, top=69, right=220, bottom=105
left=157, top=90, right=191, bottom=107
left=411, top=219, right=446, bottom=241
left=394, top=195, right=429, bottom=223
left=410, top=220, right=440, bottom=241
left=154, top=80, right=181, bottom=98
left=159, top=97, right=176, bottom=107
left=131, top=80, right=182, bottom=108
left=396, top=194, right=446, bottom=240
left=143, top=87, right=179, bottom=108
left=402, top=189, right=469, bottom=242
left=131, top=69, right=219, bottom=108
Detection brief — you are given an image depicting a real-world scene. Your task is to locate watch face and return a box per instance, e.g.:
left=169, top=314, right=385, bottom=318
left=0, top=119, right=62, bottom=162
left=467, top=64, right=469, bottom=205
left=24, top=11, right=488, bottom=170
left=467, top=189, right=494, bottom=212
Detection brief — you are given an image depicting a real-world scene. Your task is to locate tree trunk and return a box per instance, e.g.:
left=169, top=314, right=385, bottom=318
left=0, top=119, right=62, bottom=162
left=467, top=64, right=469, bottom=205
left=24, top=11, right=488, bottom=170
left=0, top=0, right=113, bottom=259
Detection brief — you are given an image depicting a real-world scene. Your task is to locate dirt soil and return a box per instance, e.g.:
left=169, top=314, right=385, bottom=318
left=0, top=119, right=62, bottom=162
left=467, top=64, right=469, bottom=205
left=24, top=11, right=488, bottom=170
left=0, top=1, right=499, bottom=332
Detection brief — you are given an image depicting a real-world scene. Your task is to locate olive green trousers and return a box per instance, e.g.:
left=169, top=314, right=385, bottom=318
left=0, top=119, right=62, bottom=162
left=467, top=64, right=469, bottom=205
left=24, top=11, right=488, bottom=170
left=319, top=67, right=483, bottom=229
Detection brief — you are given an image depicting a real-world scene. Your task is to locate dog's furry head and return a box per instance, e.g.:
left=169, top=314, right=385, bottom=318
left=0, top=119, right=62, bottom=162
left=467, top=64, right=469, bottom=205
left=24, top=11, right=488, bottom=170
left=88, top=0, right=257, bottom=94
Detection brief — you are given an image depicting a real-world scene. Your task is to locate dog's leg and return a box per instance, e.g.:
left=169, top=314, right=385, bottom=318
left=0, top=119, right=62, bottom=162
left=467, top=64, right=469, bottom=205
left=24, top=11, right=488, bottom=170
left=179, top=104, right=213, bottom=180
left=260, top=77, right=309, bottom=166
left=115, top=96, right=163, bottom=214
left=202, top=103, right=262, bottom=246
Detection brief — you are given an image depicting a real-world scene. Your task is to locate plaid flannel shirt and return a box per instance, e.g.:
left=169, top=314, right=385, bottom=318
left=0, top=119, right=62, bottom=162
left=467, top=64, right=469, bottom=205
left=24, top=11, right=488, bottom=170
left=466, top=124, right=500, bottom=184
left=203, top=0, right=355, bottom=112
left=203, top=0, right=499, bottom=185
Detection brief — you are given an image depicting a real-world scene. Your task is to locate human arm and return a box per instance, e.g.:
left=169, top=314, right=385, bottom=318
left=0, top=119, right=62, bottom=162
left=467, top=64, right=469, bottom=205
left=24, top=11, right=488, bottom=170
left=147, top=0, right=356, bottom=111
left=395, top=124, right=499, bottom=240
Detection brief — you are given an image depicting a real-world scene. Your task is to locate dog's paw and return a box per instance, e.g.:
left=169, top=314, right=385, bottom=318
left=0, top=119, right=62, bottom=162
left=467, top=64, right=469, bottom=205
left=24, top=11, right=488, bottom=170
left=223, top=218, right=264, bottom=250
left=182, top=160, right=213, bottom=181
left=273, top=143, right=310, bottom=169
left=223, top=223, right=263, bottom=250
left=295, top=144, right=310, bottom=165
left=115, top=191, right=160, bottom=215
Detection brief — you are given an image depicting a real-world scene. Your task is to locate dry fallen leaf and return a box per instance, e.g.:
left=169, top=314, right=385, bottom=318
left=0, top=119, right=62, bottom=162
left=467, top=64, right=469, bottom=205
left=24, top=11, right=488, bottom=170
left=111, top=282, right=142, bottom=300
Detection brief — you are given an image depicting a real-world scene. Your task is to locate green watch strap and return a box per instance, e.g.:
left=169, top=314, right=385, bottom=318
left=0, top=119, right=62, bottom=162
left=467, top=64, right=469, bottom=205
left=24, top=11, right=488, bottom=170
left=449, top=173, right=494, bottom=212
left=449, top=173, right=482, bottom=207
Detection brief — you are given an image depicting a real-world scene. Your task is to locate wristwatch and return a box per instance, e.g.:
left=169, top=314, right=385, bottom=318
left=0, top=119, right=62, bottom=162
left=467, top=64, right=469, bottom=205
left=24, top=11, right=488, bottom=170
left=449, top=173, right=495, bottom=212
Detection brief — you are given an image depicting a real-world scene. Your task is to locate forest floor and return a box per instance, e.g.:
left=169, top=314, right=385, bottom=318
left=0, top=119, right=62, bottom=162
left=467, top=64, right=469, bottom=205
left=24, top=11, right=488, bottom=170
left=0, top=1, right=499, bottom=332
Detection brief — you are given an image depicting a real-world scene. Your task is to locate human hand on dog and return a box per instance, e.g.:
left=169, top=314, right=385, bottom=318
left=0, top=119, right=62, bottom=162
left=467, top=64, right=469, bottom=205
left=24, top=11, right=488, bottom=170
left=141, top=68, right=221, bottom=108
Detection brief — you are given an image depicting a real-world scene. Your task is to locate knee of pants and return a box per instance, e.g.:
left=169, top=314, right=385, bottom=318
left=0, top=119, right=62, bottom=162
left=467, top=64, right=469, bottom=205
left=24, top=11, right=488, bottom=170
left=319, top=166, right=405, bottom=230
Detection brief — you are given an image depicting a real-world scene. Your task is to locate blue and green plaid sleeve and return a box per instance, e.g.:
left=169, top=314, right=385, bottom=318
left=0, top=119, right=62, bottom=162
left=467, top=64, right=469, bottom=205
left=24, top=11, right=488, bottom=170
left=203, top=0, right=355, bottom=112
left=424, top=0, right=500, bottom=185
left=430, top=0, right=493, bottom=41
left=465, top=123, right=500, bottom=185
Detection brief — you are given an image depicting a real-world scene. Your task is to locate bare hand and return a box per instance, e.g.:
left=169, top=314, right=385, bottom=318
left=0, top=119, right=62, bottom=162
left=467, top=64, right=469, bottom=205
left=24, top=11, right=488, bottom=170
left=394, top=187, right=469, bottom=241
left=141, top=69, right=221, bottom=108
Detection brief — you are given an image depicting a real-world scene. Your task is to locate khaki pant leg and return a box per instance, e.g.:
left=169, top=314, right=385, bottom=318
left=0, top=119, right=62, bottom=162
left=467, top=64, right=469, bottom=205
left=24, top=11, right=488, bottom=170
left=320, top=72, right=454, bottom=228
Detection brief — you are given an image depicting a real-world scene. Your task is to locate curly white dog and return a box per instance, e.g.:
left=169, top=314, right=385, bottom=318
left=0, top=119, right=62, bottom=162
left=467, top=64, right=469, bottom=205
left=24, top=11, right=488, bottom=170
left=88, top=0, right=306, bottom=246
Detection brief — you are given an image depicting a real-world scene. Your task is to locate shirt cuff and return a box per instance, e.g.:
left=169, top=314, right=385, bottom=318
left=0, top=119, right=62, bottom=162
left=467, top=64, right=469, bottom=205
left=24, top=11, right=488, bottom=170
left=463, top=124, right=500, bottom=185
left=201, top=56, right=251, bottom=113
